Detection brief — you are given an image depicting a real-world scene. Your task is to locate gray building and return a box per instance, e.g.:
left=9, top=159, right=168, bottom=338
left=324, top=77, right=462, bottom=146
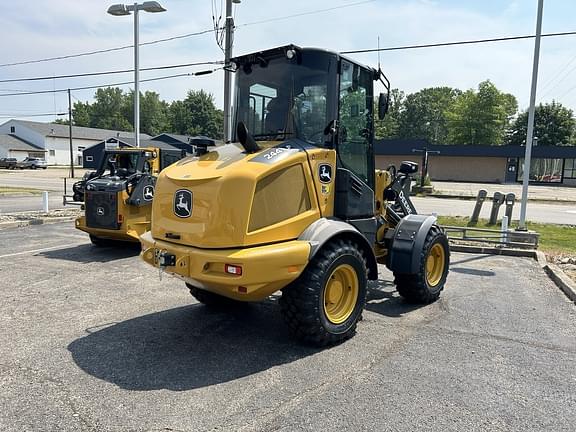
left=0, top=119, right=150, bottom=165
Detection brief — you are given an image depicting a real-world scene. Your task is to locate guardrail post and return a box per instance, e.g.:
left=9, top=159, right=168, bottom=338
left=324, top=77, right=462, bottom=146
left=42, top=191, right=49, bottom=213
left=470, top=189, right=488, bottom=225
left=505, top=192, right=516, bottom=221
left=489, top=192, right=505, bottom=225
left=501, top=215, right=509, bottom=243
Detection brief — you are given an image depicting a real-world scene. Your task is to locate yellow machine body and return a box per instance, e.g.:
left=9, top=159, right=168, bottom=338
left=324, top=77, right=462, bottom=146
left=76, top=147, right=176, bottom=243
left=140, top=141, right=348, bottom=300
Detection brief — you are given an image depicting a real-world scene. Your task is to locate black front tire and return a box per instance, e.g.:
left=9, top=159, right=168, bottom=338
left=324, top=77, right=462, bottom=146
left=394, top=225, right=450, bottom=304
left=280, top=239, right=368, bottom=346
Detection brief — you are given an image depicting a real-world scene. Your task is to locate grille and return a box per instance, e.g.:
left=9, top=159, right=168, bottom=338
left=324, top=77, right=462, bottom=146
left=85, top=191, right=119, bottom=230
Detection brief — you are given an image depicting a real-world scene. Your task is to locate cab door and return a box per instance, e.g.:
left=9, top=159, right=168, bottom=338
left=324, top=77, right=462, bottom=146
left=334, top=60, right=375, bottom=227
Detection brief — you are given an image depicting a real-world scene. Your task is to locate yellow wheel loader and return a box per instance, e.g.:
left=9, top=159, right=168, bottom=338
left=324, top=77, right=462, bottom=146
left=140, top=45, right=450, bottom=345
left=68, top=146, right=186, bottom=246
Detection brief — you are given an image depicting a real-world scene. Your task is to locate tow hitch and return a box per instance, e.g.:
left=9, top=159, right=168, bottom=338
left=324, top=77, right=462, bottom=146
left=156, top=250, right=176, bottom=280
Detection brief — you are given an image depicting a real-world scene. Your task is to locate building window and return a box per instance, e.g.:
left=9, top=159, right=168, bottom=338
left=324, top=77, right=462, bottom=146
left=517, top=158, right=563, bottom=183
left=49, top=150, right=55, bottom=156
left=564, top=159, right=576, bottom=179
left=86, top=156, right=93, bottom=162
left=78, top=146, right=85, bottom=152
left=10, top=126, right=15, bottom=133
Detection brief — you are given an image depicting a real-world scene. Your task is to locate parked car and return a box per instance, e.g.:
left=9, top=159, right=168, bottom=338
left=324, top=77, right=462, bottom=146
left=16, top=157, right=48, bottom=169
left=0, top=157, right=18, bottom=169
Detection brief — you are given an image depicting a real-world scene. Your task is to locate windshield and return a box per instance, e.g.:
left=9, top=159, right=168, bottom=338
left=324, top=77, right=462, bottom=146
left=98, top=151, right=148, bottom=177
left=234, top=50, right=337, bottom=146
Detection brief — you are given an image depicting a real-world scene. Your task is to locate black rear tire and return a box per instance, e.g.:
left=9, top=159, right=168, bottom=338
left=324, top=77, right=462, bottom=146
left=89, top=234, right=113, bottom=247
left=279, top=239, right=368, bottom=346
left=394, top=225, right=449, bottom=304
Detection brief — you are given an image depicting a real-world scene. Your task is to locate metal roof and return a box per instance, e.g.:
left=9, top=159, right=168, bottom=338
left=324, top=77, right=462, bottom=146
left=151, top=133, right=191, bottom=144
left=3, top=119, right=151, bottom=141
left=104, top=136, right=181, bottom=151
left=0, top=134, right=46, bottom=152
left=375, top=139, right=576, bottom=159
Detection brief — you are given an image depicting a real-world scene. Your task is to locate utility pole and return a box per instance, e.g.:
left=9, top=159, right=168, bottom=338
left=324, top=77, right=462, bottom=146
left=223, top=0, right=236, bottom=142
left=518, top=0, right=544, bottom=230
left=68, top=89, right=75, bottom=178
left=133, top=5, right=140, bottom=148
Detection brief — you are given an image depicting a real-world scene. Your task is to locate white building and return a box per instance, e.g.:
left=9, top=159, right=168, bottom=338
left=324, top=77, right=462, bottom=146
left=0, top=119, right=150, bottom=165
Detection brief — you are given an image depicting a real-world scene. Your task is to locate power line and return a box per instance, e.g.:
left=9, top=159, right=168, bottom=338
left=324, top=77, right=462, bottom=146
left=0, top=61, right=223, bottom=84
left=0, top=0, right=374, bottom=69
left=236, top=0, right=375, bottom=28
left=340, top=30, right=576, bottom=54
left=0, top=28, right=216, bottom=69
left=0, top=112, right=67, bottom=119
left=0, top=68, right=223, bottom=98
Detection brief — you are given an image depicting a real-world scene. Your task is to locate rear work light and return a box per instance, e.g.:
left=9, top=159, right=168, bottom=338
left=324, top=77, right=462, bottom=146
left=225, top=264, right=242, bottom=276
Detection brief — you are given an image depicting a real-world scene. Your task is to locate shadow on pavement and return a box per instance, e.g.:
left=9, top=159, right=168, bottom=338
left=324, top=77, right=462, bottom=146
left=39, top=243, right=140, bottom=263
left=450, top=267, right=495, bottom=277
left=68, top=302, right=319, bottom=391
left=450, top=254, right=493, bottom=266
left=365, top=279, right=425, bottom=318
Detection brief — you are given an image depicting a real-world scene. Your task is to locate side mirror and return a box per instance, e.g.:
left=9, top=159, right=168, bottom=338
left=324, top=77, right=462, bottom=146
left=378, top=92, right=389, bottom=120
left=236, top=121, right=260, bottom=154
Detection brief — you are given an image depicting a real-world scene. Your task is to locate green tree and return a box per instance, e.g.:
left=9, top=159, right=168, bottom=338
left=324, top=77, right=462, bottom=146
left=446, top=80, right=517, bottom=145
left=70, top=101, right=93, bottom=127
left=168, top=90, right=223, bottom=139
left=124, top=90, right=170, bottom=136
left=87, top=87, right=132, bottom=131
left=397, top=87, right=461, bottom=143
left=374, top=88, right=404, bottom=139
left=506, top=101, right=576, bottom=146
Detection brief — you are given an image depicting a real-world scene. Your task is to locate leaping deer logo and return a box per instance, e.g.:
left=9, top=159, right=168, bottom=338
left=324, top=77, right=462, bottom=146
left=319, top=164, right=332, bottom=183
left=143, top=185, right=154, bottom=201
left=174, top=190, right=192, bottom=218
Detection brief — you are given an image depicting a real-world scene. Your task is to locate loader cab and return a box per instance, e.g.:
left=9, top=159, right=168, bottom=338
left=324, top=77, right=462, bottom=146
left=233, top=45, right=385, bottom=223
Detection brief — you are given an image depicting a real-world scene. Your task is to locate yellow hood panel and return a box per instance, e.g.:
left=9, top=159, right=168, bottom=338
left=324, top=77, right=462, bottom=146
left=151, top=141, right=321, bottom=249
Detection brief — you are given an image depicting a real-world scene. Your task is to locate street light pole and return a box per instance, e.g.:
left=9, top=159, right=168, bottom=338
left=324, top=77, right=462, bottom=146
left=107, top=2, right=166, bottom=148
left=223, top=0, right=234, bottom=142
left=518, top=0, right=544, bottom=230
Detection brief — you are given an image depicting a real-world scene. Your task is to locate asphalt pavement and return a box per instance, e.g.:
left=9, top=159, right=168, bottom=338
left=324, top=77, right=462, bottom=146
left=0, top=222, right=574, bottom=431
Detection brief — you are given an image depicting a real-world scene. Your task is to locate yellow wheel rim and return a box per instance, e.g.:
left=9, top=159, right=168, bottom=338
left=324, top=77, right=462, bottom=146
left=426, top=243, right=446, bottom=287
left=323, top=264, right=359, bottom=324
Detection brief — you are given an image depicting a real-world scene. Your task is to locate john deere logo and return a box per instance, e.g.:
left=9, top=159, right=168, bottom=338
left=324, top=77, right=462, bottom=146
left=319, top=164, right=332, bottom=184
left=143, top=185, right=154, bottom=201
left=174, top=189, right=192, bottom=218
left=96, top=207, right=105, bottom=216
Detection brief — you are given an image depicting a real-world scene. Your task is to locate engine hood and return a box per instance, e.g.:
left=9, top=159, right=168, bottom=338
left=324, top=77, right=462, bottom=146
left=151, top=139, right=321, bottom=249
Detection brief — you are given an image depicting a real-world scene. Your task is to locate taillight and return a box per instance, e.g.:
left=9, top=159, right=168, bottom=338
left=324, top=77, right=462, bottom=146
left=225, top=264, right=242, bottom=276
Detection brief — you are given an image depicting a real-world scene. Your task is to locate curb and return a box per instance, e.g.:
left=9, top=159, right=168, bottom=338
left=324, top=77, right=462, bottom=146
left=0, top=216, right=77, bottom=231
left=425, top=193, right=576, bottom=205
left=535, top=250, right=576, bottom=304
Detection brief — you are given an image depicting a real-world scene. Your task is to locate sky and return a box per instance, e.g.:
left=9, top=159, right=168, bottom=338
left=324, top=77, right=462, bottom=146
left=1, top=0, right=575, bottom=125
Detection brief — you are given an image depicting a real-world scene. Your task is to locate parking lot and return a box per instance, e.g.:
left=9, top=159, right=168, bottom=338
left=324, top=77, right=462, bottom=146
left=1, top=222, right=575, bottom=431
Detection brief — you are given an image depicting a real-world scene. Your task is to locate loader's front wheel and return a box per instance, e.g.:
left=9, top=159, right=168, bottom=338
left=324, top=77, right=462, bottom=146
left=280, top=239, right=367, bottom=346
left=394, top=225, right=449, bottom=304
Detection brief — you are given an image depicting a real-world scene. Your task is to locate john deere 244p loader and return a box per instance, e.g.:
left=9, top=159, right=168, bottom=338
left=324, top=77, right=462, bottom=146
left=141, top=45, right=450, bottom=345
